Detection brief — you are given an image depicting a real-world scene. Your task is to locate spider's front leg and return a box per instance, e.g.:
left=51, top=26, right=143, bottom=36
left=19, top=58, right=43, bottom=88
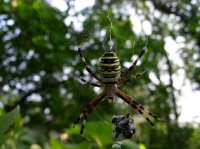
left=118, top=70, right=147, bottom=87
left=73, top=91, right=106, bottom=137
left=78, top=45, right=102, bottom=83
left=75, top=73, right=102, bottom=87
left=117, top=47, right=146, bottom=84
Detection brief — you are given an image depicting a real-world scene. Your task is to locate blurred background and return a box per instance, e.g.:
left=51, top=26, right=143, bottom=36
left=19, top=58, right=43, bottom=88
left=0, top=0, right=200, bottom=148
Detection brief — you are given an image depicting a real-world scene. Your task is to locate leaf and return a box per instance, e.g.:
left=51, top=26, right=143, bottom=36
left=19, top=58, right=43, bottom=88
left=122, top=140, right=140, bottom=149
left=50, top=137, right=92, bottom=149
left=76, top=142, right=92, bottom=149
left=84, top=121, right=113, bottom=147
left=51, top=137, right=68, bottom=149
left=0, top=106, right=20, bottom=145
left=67, top=121, right=112, bottom=147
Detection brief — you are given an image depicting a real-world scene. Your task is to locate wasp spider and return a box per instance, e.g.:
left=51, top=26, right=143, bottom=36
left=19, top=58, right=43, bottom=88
left=73, top=44, right=164, bottom=137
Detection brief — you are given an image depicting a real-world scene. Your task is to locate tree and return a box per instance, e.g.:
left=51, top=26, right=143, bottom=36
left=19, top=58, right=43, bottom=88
left=0, top=0, right=199, bottom=148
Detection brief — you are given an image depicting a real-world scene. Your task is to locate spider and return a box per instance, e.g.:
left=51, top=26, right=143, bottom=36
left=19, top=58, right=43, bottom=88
left=73, top=44, right=164, bottom=137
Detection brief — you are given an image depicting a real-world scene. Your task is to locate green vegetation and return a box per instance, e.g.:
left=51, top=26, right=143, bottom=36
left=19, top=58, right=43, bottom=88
left=0, top=0, right=199, bottom=148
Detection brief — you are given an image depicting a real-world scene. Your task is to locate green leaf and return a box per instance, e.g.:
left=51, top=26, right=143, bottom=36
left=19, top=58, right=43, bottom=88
left=68, top=121, right=112, bottom=148
left=84, top=121, right=113, bottom=147
left=0, top=106, right=20, bottom=145
left=50, top=137, right=92, bottom=149
left=76, top=142, right=92, bottom=149
left=51, top=137, right=68, bottom=149
left=122, top=140, right=140, bottom=149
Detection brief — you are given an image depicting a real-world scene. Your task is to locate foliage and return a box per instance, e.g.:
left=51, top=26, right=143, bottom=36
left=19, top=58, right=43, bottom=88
left=0, top=0, right=199, bottom=148
left=0, top=106, right=20, bottom=146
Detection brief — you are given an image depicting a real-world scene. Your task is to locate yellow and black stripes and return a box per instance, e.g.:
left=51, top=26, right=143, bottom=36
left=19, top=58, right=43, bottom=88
left=99, top=50, right=121, bottom=83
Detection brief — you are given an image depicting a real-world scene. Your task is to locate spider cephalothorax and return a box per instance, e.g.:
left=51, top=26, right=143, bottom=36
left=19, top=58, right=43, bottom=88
left=73, top=45, right=164, bottom=137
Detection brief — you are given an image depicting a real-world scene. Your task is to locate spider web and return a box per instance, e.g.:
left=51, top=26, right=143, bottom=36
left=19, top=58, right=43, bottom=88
left=1, top=0, right=200, bottom=148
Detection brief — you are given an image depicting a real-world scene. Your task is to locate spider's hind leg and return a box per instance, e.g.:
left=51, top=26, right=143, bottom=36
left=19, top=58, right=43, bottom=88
left=116, top=90, right=165, bottom=131
left=73, top=112, right=93, bottom=142
left=73, top=91, right=106, bottom=137
left=73, top=110, right=89, bottom=137
left=73, top=105, right=91, bottom=136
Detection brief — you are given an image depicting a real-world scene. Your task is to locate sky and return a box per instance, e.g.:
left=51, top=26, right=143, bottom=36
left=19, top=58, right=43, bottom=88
left=47, top=0, right=200, bottom=124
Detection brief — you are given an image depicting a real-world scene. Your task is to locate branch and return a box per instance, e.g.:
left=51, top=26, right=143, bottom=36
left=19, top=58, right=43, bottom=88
left=5, top=81, right=66, bottom=112
left=165, top=53, right=179, bottom=124
left=152, top=0, right=185, bottom=21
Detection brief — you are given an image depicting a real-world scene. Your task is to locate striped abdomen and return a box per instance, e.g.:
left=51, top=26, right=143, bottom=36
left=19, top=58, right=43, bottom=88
left=99, top=50, right=121, bottom=83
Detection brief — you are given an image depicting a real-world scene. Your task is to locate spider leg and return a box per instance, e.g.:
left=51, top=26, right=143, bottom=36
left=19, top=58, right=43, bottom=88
left=73, top=91, right=106, bottom=137
left=76, top=73, right=102, bottom=87
left=117, top=47, right=146, bottom=84
left=116, top=90, right=165, bottom=130
left=78, top=45, right=103, bottom=83
left=118, top=70, right=147, bottom=87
